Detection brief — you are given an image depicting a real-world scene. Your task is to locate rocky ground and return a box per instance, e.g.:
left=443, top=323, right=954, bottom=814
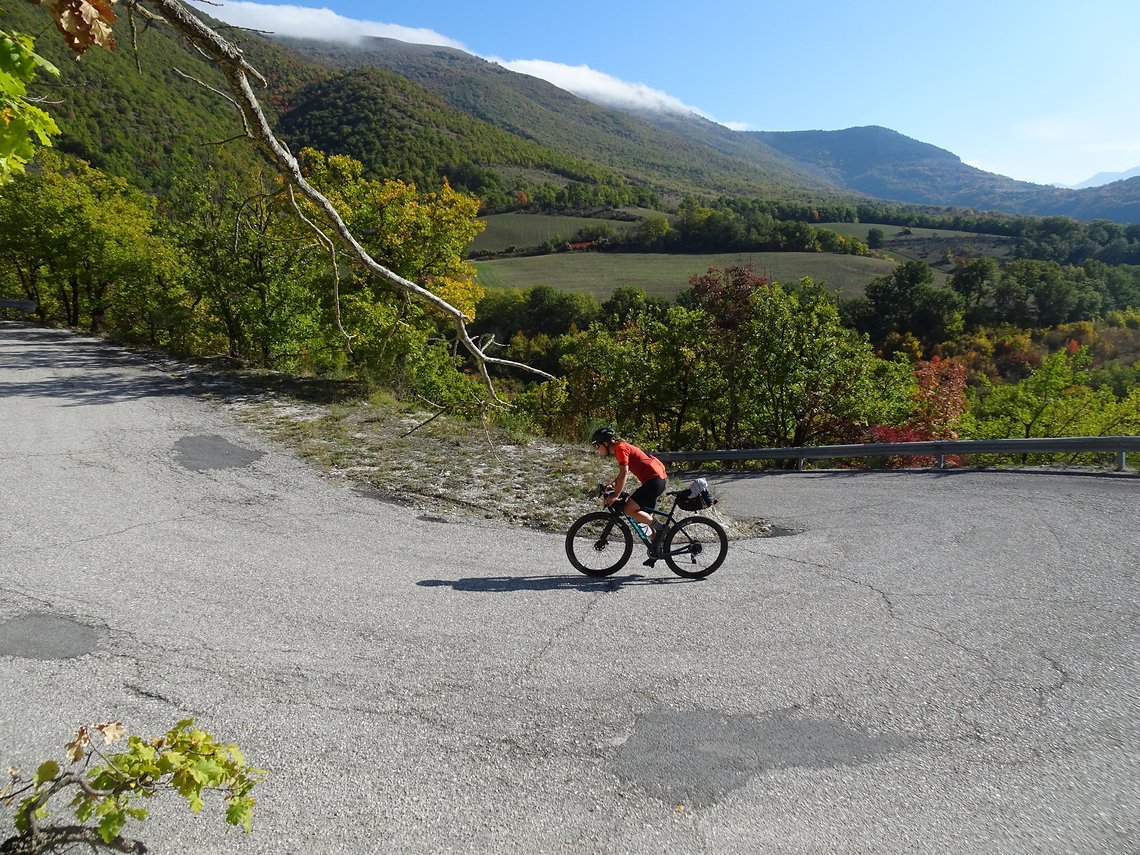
left=147, top=350, right=769, bottom=539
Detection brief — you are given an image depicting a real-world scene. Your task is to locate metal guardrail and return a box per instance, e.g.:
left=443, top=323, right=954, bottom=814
left=656, top=436, right=1140, bottom=472
left=0, top=299, right=37, bottom=315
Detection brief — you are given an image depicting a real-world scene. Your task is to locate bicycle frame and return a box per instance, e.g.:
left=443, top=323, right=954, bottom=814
left=604, top=491, right=678, bottom=552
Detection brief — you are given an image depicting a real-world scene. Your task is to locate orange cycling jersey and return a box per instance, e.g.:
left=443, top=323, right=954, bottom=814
left=613, top=441, right=666, bottom=483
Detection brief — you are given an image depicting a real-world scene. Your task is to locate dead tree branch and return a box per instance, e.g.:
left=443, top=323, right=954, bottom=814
left=133, top=0, right=554, bottom=398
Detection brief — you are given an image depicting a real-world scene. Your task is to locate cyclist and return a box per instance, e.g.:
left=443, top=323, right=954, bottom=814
left=591, top=426, right=667, bottom=539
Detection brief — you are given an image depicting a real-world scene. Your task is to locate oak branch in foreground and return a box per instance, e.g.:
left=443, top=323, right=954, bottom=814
left=25, top=0, right=555, bottom=397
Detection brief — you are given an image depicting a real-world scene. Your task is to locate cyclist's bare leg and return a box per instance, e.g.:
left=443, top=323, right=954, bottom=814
left=623, top=498, right=653, bottom=527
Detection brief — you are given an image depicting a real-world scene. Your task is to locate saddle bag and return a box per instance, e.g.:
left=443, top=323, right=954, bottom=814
left=676, top=477, right=715, bottom=511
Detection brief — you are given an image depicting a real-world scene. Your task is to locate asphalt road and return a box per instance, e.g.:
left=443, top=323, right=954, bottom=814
left=1, top=321, right=1137, bottom=854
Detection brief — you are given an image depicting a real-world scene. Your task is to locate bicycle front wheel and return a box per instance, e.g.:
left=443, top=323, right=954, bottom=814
left=663, top=516, right=728, bottom=579
left=565, top=512, right=633, bottom=577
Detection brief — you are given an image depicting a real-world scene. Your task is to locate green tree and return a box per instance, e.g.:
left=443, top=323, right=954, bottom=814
left=0, top=29, right=60, bottom=182
left=862, top=260, right=965, bottom=350
left=172, top=177, right=325, bottom=367
left=598, top=286, right=669, bottom=330
left=686, top=265, right=769, bottom=445
left=734, top=280, right=914, bottom=448
left=960, top=345, right=1139, bottom=448
left=518, top=285, right=599, bottom=338
left=0, top=152, right=182, bottom=335
left=634, top=214, right=672, bottom=249
left=559, top=303, right=717, bottom=448
left=950, top=256, right=999, bottom=320
left=561, top=267, right=914, bottom=452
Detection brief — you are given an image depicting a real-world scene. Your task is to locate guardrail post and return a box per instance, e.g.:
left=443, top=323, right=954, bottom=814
left=796, top=458, right=804, bottom=472
left=1118, top=450, right=1127, bottom=472
left=938, top=454, right=945, bottom=469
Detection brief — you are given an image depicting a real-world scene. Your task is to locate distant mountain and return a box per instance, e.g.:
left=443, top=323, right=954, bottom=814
left=1071, top=166, right=1140, bottom=189
left=750, top=127, right=1140, bottom=223
left=278, top=36, right=1140, bottom=224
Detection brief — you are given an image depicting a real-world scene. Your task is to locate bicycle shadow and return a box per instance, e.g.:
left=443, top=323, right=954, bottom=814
left=417, top=573, right=698, bottom=593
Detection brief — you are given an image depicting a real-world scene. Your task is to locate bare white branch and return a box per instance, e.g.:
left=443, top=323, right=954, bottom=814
left=133, top=0, right=554, bottom=395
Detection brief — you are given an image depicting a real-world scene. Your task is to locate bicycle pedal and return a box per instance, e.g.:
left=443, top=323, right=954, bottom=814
left=642, top=558, right=657, bottom=567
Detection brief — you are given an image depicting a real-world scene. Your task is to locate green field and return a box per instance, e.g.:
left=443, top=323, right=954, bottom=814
left=473, top=252, right=905, bottom=300
left=820, top=222, right=1017, bottom=265
left=470, top=213, right=638, bottom=253
left=820, top=222, right=986, bottom=241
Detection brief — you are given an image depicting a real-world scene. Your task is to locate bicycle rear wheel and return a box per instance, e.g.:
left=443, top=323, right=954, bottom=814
left=663, top=516, right=728, bottom=579
left=565, top=512, right=633, bottom=577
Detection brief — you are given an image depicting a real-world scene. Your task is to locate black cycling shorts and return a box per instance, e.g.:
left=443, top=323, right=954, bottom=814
left=629, top=477, right=667, bottom=511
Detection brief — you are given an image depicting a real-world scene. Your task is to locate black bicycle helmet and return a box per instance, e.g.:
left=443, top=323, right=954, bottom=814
left=590, top=426, right=618, bottom=445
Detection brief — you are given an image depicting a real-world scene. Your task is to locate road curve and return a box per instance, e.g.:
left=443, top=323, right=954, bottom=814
left=1, top=321, right=1137, bottom=854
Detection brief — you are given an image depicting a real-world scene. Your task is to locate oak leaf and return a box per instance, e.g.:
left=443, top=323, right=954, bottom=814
left=93, top=720, right=126, bottom=745
left=65, top=726, right=91, bottom=763
left=30, top=0, right=118, bottom=55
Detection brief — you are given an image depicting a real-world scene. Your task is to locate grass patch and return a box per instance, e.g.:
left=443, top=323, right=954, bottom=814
left=819, top=222, right=991, bottom=242
left=820, top=222, right=1017, bottom=274
left=474, top=251, right=899, bottom=300
left=470, top=213, right=638, bottom=254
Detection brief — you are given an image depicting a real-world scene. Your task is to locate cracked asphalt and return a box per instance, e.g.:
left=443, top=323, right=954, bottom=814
left=1, top=321, right=1138, bottom=854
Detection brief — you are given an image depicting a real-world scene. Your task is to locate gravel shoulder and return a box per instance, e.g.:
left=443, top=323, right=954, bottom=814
left=138, top=346, right=769, bottom=539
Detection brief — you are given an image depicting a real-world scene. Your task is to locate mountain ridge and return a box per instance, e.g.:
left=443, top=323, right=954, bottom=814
left=274, top=35, right=1140, bottom=224
left=1071, top=166, right=1140, bottom=189
left=273, top=35, right=845, bottom=201
left=10, top=0, right=1140, bottom=225
left=746, top=126, right=1140, bottom=223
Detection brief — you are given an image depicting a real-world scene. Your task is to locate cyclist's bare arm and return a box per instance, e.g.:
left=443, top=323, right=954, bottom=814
left=608, top=464, right=630, bottom=504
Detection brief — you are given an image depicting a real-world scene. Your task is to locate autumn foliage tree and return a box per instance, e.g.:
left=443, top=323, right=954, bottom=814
left=867, top=356, right=968, bottom=466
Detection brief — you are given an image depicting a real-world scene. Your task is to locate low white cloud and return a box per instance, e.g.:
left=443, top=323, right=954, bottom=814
left=493, top=58, right=703, bottom=117
left=189, top=0, right=766, bottom=128
left=192, top=2, right=733, bottom=123
left=188, top=1, right=465, bottom=48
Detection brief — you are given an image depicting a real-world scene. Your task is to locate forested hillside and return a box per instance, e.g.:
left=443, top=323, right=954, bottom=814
left=2, top=1, right=323, bottom=192
left=275, top=67, right=656, bottom=210
left=274, top=36, right=844, bottom=201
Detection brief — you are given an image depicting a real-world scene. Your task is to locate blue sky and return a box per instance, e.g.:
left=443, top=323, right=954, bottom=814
left=195, top=0, right=1140, bottom=187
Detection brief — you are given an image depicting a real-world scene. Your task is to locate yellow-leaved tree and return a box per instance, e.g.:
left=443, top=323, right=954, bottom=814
left=300, top=148, right=484, bottom=320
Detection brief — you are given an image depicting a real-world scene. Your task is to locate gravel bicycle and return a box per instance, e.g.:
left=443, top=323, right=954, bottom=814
left=564, top=482, right=728, bottom=579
